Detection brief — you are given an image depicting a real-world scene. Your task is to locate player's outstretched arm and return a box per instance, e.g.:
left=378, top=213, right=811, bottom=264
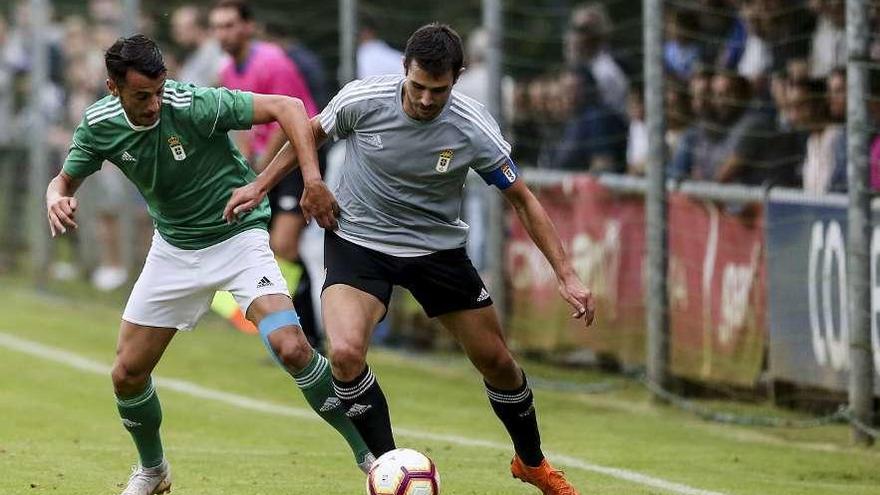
left=223, top=115, right=337, bottom=227
left=224, top=96, right=337, bottom=228
left=502, top=179, right=596, bottom=327
left=46, top=171, right=83, bottom=237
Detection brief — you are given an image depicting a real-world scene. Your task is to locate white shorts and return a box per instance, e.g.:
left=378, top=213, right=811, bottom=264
left=123, top=229, right=289, bottom=330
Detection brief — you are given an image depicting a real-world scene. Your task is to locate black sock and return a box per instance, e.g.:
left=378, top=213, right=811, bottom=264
left=291, top=260, right=321, bottom=350
left=333, top=366, right=396, bottom=455
left=486, top=372, right=544, bottom=467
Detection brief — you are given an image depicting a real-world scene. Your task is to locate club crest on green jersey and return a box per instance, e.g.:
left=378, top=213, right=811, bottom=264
left=168, top=135, right=187, bottom=161
left=435, top=149, right=454, bottom=173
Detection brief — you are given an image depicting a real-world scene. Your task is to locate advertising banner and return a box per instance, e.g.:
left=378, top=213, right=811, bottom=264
left=766, top=199, right=880, bottom=395
left=506, top=176, right=646, bottom=365
left=667, top=196, right=766, bottom=386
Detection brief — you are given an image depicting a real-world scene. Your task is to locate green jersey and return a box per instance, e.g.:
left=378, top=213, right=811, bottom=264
left=62, top=79, right=270, bottom=250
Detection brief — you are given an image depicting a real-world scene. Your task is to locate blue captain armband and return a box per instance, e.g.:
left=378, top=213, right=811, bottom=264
left=479, top=160, right=519, bottom=190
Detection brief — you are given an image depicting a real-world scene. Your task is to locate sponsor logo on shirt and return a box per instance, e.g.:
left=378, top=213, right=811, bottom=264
left=120, top=151, right=137, bottom=163
left=501, top=163, right=517, bottom=183
left=436, top=149, right=454, bottom=173
left=167, top=135, right=187, bottom=161
left=257, top=276, right=274, bottom=289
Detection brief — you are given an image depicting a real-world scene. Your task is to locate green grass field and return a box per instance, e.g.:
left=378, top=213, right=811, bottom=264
left=0, top=275, right=877, bottom=495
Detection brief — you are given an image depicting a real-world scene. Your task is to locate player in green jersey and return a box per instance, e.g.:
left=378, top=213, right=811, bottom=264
left=45, top=34, right=370, bottom=495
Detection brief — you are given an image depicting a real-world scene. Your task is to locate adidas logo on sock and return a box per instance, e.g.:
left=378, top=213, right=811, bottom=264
left=345, top=403, right=373, bottom=418
left=122, top=419, right=143, bottom=428
left=320, top=397, right=342, bottom=412
left=518, top=404, right=536, bottom=418
left=256, top=276, right=273, bottom=289
left=476, top=287, right=490, bottom=302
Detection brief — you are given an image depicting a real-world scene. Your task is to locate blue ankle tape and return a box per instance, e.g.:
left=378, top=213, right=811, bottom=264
left=258, top=310, right=301, bottom=366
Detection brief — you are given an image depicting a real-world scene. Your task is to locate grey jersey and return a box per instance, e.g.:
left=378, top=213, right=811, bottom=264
left=319, top=75, right=516, bottom=256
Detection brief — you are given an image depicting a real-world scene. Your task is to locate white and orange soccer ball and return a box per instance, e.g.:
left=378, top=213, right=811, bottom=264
left=366, top=448, right=441, bottom=495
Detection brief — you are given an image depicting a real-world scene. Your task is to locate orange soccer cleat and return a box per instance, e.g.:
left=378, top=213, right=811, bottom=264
left=511, top=455, right=580, bottom=495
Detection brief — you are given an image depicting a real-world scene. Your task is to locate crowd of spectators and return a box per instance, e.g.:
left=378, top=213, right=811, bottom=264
left=510, top=0, right=880, bottom=195
left=2, top=0, right=879, bottom=282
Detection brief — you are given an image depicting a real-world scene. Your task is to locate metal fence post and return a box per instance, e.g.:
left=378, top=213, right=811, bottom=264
left=482, top=0, right=507, bottom=324
left=121, top=0, right=140, bottom=36
left=846, top=0, right=876, bottom=447
left=339, top=0, right=358, bottom=85
left=28, top=0, right=50, bottom=290
left=644, top=0, right=669, bottom=395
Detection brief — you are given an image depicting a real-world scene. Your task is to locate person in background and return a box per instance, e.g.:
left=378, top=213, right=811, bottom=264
left=626, top=84, right=647, bottom=175
left=564, top=2, right=629, bottom=116
left=170, top=5, right=224, bottom=87
left=357, top=12, right=403, bottom=79
left=664, top=8, right=701, bottom=81
left=809, top=0, right=846, bottom=78
left=669, top=66, right=714, bottom=181
left=787, top=77, right=846, bottom=193
left=210, top=0, right=322, bottom=344
left=540, top=67, right=627, bottom=172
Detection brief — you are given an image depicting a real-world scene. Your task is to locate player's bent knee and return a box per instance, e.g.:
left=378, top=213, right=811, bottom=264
left=271, top=333, right=312, bottom=368
left=111, top=361, right=151, bottom=396
left=258, top=309, right=308, bottom=368
left=328, top=343, right=367, bottom=380
left=474, top=350, right=519, bottom=383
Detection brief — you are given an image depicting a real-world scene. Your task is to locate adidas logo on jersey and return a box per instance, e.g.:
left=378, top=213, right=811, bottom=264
left=256, top=276, right=274, bottom=289
left=320, top=397, right=342, bottom=412
left=345, top=403, right=373, bottom=418
left=121, top=151, right=137, bottom=162
left=477, top=287, right=490, bottom=303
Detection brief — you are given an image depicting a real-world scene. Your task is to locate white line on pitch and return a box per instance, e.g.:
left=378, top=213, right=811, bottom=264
left=0, top=331, right=727, bottom=495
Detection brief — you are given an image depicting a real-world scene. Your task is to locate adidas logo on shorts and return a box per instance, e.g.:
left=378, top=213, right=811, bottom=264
left=256, top=276, right=274, bottom=289
left=476, top=287, right=490, bottom=303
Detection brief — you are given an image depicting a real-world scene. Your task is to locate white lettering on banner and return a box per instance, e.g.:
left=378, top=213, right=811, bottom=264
left=871, top=227, right=880, bottom=373
left=823, top=222, right=848, bottom=370
left=571, top=222, right=621, bottom=318
left=508, top=222, right=621, bottom=313
left=808, top=222, right=827, bottom=365
left=509, top=240, right=555, bottom=290
left=807, top=220, right=849, bottom=371
left=718, top=243, right=760, bottom=346
left=700, top=204, right=719, bottom=376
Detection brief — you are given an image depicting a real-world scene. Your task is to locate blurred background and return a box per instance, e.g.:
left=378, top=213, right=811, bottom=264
left=0, top=0, right=877, bottom=446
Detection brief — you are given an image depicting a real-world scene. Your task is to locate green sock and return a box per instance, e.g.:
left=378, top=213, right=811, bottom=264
left=116, top=378, right=164, bottom=468
left=276, top=257, right=303, bottom=291
left=293, top=351, right=371, bottom=464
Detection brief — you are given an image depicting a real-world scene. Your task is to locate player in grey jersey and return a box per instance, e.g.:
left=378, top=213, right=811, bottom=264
left=225, top=23, right=595, bottom=494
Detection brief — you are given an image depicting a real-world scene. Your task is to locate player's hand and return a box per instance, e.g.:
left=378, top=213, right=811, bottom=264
left=557, top=272, right=596, bottom=327
left=46, top=196, right=78, bottom=237
left=223, top=182, right=266, bottom=224
left=301, top=179, right=339, bottom=230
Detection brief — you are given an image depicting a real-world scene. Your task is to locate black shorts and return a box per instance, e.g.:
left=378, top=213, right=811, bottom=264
left=322, top=231, right=493, bottom=318
left=267, top=148, right=328, bottom=215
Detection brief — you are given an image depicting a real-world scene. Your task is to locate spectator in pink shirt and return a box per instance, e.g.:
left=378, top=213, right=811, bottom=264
left=210, top=0, right=322, bottom=347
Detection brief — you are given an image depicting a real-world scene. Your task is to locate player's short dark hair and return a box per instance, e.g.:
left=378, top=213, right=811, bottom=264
left=105, top=34, right=166, bottom=85
left=213, top=0, right=252, bottom=21
left=404, top=23, right=464, bottom=81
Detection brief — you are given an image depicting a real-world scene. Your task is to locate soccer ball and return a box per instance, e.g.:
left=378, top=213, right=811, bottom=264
left=366, top=448, right=440, bottom=495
